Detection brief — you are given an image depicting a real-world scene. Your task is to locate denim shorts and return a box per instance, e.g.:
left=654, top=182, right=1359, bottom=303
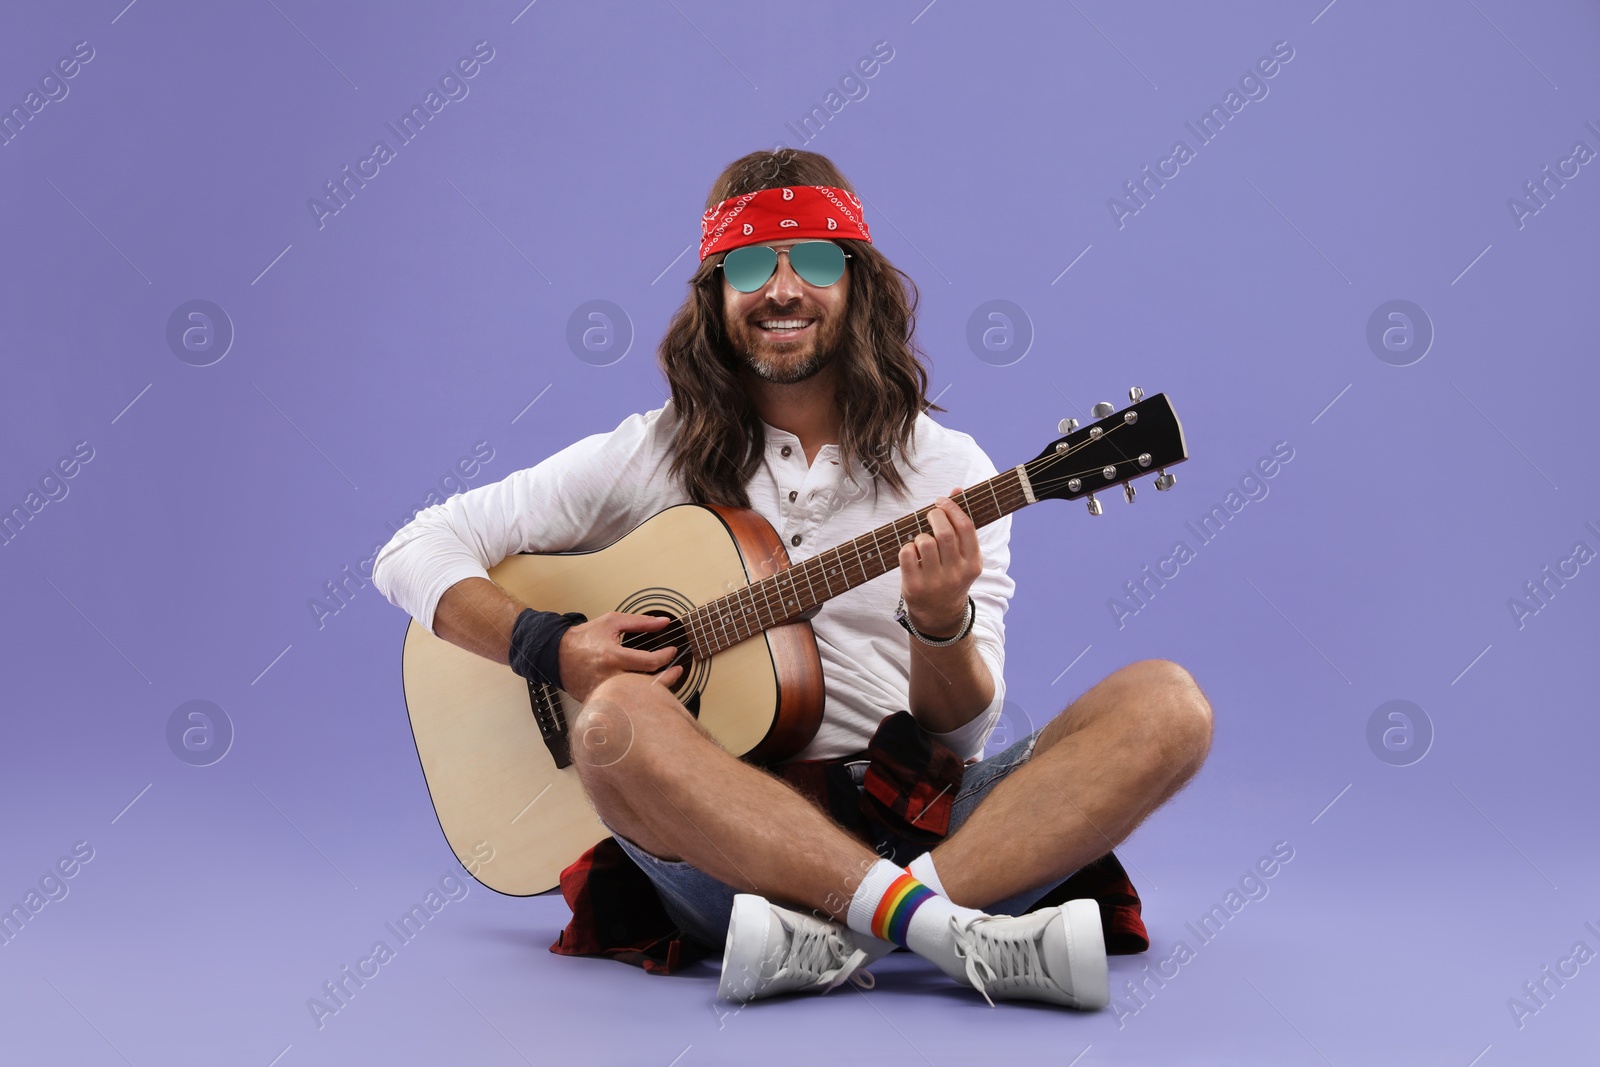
left=610, top=726, right=1065, bottom=951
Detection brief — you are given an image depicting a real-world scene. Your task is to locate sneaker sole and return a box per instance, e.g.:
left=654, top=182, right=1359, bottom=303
left=717, top=893, right=773, bottom=1003
left=1063, top=898, right=1110, bottom=1010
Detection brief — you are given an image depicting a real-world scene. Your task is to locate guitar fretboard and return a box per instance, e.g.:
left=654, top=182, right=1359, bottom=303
left=676, top=466, right=1032, bottom=657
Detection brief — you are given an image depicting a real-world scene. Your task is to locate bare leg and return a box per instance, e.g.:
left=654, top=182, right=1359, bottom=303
left=570, top=672, right=881, bottom=921
left=932, top=659, right=1213, bottom=908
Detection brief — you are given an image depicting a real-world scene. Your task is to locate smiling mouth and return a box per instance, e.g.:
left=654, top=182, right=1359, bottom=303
left=755, top=318, right=816, bottom=336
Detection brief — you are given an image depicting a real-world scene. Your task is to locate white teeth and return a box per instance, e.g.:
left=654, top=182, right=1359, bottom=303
left=758, top=319, right=813, bottom=330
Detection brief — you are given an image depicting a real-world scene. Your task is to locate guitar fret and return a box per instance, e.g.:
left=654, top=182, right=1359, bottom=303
left=736, top=583, right=758, bottom=642
left=766, top=574, right=784, bottom=623
left=687, top=605, right=709, bottom=655
left=758, top=572, right=780, bottom=631
left=677, top=609, right=697, bottom=656
left=754, top=577, right=770, bottom=628
left=817, top=550, right=838, bottom=598
left=797, top=556, right=819, bottom=607
left=689, top=466, right=1040, bottom=657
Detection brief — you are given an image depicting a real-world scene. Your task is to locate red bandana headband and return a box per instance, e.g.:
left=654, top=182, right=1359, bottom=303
left=698, top=185, right=872, bottom=260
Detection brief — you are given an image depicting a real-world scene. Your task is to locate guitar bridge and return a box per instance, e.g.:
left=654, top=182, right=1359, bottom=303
left=527, top=680, right=573, bottom=769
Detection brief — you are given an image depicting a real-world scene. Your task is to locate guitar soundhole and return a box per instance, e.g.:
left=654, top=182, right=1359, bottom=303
left=614, top=591, right=707, bottom=718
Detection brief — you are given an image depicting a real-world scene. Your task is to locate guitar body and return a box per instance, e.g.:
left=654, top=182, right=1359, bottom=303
left=400, top=504, right=825, bottom=896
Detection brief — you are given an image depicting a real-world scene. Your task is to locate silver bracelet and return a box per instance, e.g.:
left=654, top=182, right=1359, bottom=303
left=894, top=595, right=975, bottom=647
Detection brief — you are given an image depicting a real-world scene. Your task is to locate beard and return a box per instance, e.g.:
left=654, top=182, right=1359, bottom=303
left=725, top=305, right=846, bottom=385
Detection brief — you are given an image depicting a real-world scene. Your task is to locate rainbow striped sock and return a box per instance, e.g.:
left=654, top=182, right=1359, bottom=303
left=846, top=859, right=941, bottom=949
left=871, top=872, right=937, bottom=947
left=846, top=858, right=987, bottom=970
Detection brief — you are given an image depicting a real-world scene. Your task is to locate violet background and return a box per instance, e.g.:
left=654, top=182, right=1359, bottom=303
left=2, top=1, right=1596, bottom=1064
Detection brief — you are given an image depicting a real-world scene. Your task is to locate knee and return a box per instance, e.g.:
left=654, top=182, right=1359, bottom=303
left=582, top=670, right=658, bottom=713
left=570, top=672, right=695, bottom=779
left=1119, top=659, right=1213, bottom=761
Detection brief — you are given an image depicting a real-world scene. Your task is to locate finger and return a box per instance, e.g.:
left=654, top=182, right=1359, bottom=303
left=898, top=542, right=925, bottom=588
left=616, top=612, right=672, bottom=632
left=915, top=531, right=943, bottom=569
left=944, top=489, right=976, bottom=535
left=619, top=645, right=676, bottom=672
left=652, top=664, right=684, bottom=687
left=926, top=500, right=961, bottom=558
left=949, top=501, right=980, bottom=563
left=940, top=500, right=980, bottom=571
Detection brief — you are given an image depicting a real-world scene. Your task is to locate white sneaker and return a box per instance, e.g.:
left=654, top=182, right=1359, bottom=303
left=947, top=898, right=1109, bottom=1010
left=717, top=893, right=895, bottom=1003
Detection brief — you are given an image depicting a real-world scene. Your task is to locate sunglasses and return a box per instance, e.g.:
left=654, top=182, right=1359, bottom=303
left=718, top=240, right=852, bottom=293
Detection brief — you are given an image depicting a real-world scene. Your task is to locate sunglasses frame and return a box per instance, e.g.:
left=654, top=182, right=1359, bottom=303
left=716, top=240, right=852, bottom=293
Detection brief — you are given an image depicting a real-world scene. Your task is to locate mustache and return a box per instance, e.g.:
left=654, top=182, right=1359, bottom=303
left=748, top=306, right=823, bottom=321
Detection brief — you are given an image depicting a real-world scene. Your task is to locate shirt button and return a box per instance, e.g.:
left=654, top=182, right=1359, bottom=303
left=791, top=534, right=802, bottom=546
left=788, top=490, right=798, bottom=502
left=780, top=445, right=792, bottom=458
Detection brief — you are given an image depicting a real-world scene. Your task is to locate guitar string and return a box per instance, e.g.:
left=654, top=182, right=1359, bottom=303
left=735, top=420, right=1145, bottom=642
left=630, top=419, right=1150, bottom=670
left=642, top=430, right=1140, bottom=669
left=653, top=461, right=1109, bottom=667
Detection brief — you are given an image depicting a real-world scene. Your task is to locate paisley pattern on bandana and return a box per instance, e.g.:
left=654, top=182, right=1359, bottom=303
left=699, top=185, right=872, bottom=260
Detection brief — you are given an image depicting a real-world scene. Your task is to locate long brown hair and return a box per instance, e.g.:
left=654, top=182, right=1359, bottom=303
left=657, top=149, right=937, bottom=508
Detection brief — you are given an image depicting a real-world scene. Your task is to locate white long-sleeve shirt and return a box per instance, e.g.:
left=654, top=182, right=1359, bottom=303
left=371, top=401, right=1014, bottom=761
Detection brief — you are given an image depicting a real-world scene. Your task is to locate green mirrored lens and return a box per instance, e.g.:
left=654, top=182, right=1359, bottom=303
left=723, top=241, right=847, bottom=292
left=789, top=241, right=846, bottom=287
left=723, top=245, right=778, bottom=292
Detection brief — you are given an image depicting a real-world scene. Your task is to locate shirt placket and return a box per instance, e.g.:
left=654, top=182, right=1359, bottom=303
left=775, top=443, right=844, bottom=561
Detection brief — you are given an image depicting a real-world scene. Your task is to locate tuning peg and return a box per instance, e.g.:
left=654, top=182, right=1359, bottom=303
left=1057, top=417, right=1079, bottom=434
left=1086, top=493, right=1103, bottom=516
left=1124, top=483, right=1136, bottom=503
left=1155, top=470, right=1176, bottom=491
left=1128, top=386, right=1144, bottom=402
left=1092, top=401, right=1115, bottom=418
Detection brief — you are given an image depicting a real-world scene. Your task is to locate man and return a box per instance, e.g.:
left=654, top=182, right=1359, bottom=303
left=372, top=149, right=1213, bottom=1010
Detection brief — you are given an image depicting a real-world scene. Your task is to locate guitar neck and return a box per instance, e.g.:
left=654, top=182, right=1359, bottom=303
left=685, top=465, right=1035, bottom=657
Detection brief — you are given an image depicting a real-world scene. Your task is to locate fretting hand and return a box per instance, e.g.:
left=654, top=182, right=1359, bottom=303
left=898, top=487, right=982, bottom=637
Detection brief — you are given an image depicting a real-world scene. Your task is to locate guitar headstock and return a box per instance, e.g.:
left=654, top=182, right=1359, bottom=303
left=1026, top=388, right=1188, bottom=514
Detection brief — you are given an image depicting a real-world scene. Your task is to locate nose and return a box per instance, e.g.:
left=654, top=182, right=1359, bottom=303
left=761, top=249, right=805, bottom=304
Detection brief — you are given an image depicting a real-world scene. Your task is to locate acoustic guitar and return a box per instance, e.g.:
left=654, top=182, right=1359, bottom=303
left=400, top=389, right=1188, bottom=894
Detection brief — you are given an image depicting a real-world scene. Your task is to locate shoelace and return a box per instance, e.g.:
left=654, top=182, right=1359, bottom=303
left=782, top=923, right=870, bottom=993
left=949, top=916, right=1052, bottom=1008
